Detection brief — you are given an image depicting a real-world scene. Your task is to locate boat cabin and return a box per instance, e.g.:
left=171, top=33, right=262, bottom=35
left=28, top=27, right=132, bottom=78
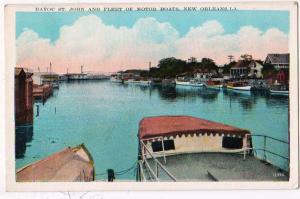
left=137, top=116, right=289, bottom=182
left=138, top=116, right=251, bottom=157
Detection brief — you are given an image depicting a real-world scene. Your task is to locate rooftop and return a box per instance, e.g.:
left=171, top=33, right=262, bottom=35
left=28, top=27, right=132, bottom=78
left=231, top=60, right=252, bottom=69
left=15, top=67, right=25, bottom=77
left=138, top=116, right=250, bottom=139
left=266, top=53, right=289, bottom=64
left=143, top=153, right=288, bottom=181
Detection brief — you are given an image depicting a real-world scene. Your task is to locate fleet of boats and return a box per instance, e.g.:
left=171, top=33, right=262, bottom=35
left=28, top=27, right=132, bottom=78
left=18, top=73, right=289, bottom=182
left=109, top=74, right=289, bottom=96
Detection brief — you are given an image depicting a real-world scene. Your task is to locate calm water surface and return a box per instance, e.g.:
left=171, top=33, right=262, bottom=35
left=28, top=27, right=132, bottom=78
left=16, top=80, right=289, bottom=180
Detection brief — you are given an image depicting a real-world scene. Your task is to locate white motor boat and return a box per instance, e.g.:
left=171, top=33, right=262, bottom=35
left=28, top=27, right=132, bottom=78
left=175, top=79, right=204, bottom=87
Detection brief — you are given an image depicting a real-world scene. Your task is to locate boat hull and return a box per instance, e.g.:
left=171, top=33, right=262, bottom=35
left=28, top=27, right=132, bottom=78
left=206, top=84, right=223, bottom=89
left=110, top=80, right=122, bottom=83
left=124, top=80, right=150, bottom=85
left=175, top=81, right=203, bottom=87
left=227, top=85, right=251, bottom=91
left=270, top=90, right=289, bottom=95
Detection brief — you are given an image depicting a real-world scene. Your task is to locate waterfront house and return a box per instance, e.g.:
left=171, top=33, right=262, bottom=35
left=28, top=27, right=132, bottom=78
left=265, top=69, right=289, bottom=86
left=248, top=61, right=264, bottom=78
left=217, top=65, right=224, bottom=74
left=193, top=68, right=214, bottom=80
left=229, top=60, right=251, bottom=78
left=32, top=72, right=44, bottom=85
left=264, top=53, right=289, bottom=70
left=15, top=68, right=34, bottom=125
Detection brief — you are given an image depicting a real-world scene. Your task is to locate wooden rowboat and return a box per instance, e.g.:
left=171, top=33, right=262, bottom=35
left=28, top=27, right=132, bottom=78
left=16, top=144, right=95, bottom=182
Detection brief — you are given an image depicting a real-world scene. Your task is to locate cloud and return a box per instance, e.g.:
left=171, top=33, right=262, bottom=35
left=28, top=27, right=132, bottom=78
left=16, top=15, right=288, bottom=73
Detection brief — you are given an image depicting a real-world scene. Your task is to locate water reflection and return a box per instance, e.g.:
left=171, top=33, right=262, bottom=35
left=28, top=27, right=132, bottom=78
left=197, top=88, right=219, bottom=103
left=17, top=81, right=289, bottom=177
left=159, top=86, right=177, bottom=101
left=85, top=81, right=289, bottom=112
left=265, top=95, right=289, bottom=108
left=223, top=89, right=257, bottom=111
left=15, top=125, right=33, bottom=159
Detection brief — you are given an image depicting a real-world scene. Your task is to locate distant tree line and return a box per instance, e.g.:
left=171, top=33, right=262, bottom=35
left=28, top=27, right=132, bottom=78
left=140, top=57, right=219, bottom=78
left=123, top=56, right=283, bottom=79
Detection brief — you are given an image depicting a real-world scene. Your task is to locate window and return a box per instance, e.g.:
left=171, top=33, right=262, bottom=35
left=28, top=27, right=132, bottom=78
left=151, top=140, right=175, bottom=152
left=222, top=137, right=243, bottom=149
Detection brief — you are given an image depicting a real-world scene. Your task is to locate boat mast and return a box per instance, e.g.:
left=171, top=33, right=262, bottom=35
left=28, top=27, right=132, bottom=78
left=50, top=62, right=52, bottom=74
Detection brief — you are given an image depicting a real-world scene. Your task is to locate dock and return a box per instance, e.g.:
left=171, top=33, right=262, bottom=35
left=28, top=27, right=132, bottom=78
left=33, top=83, right=53, bottom=101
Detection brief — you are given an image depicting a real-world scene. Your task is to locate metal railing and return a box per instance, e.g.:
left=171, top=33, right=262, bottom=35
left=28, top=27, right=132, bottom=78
left=139, top=141, right=177, bottom=182
left=249, top=134, right=289, bottom=161
left=243, top=134, right=289, bottom=170
left=138, top=134, right=289, bottom=181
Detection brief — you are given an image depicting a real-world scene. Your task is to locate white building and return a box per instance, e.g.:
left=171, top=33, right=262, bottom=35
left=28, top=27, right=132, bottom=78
left=249, top=61, right=264, bottom=78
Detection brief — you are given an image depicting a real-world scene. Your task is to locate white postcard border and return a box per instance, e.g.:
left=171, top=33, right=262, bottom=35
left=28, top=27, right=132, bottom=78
left=4, top=1, right=299, bottom=191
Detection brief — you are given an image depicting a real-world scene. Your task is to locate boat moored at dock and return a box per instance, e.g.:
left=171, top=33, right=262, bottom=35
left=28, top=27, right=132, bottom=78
left=205, top=79, right=223, bottom=89
left=110, top=74, right=123, bottom=83
left=124, top=79, right=151, bottom=85
left=175, top=79, right=204, bottom=87
left=226, top=81, right=251, bottom=91
left=269, top=82, right=289, bottom=96
left=162, top=79, right=176, bottom=87
left=136, top=116, right=288, bottom=182
left=16, top=144, right=95, bottom=182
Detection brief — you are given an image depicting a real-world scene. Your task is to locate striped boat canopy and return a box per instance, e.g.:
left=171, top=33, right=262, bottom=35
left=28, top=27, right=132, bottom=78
left=138, top=116, right=250, bottom=139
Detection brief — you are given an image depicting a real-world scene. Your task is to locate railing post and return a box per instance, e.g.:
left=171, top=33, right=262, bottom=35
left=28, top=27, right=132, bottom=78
left=155, top=161, right=158, bottom=178
left=263, top=135, right=267, bottom=161
left=243, top=134, right=248, bottom=161
left=161, top=137, right=166, bottom=164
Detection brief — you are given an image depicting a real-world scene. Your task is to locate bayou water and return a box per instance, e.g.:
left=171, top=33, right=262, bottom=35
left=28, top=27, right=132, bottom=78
left=16, top=80, right=289, bottom=180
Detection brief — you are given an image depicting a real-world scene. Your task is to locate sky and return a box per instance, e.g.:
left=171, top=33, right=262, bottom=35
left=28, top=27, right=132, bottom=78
left=16, top=10, right=289, bottom=74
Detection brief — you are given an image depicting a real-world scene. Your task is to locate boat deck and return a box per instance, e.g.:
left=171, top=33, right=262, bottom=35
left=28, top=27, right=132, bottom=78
left=143, top=152, right=288, bottom=181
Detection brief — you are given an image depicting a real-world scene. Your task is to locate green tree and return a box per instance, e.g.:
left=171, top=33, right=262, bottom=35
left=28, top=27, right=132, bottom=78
left=200, top=58, right=218, bottom=73
left=223, top=61, right=237, bottom=75
left=156, top=57, right=187, bottom=78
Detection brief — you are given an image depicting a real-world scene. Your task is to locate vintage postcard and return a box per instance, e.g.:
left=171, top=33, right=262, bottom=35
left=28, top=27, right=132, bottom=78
left=4, top=1, right=299, bottom=191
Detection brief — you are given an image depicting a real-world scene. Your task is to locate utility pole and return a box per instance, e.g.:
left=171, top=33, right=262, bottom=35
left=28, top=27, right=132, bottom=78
left=81, top=65, right=83, bottom=74
left=228, top=55, right=234, bottom=63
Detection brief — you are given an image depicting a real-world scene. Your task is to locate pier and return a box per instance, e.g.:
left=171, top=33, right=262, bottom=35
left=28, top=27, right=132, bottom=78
left=33, top=83, right=53, bottom=101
